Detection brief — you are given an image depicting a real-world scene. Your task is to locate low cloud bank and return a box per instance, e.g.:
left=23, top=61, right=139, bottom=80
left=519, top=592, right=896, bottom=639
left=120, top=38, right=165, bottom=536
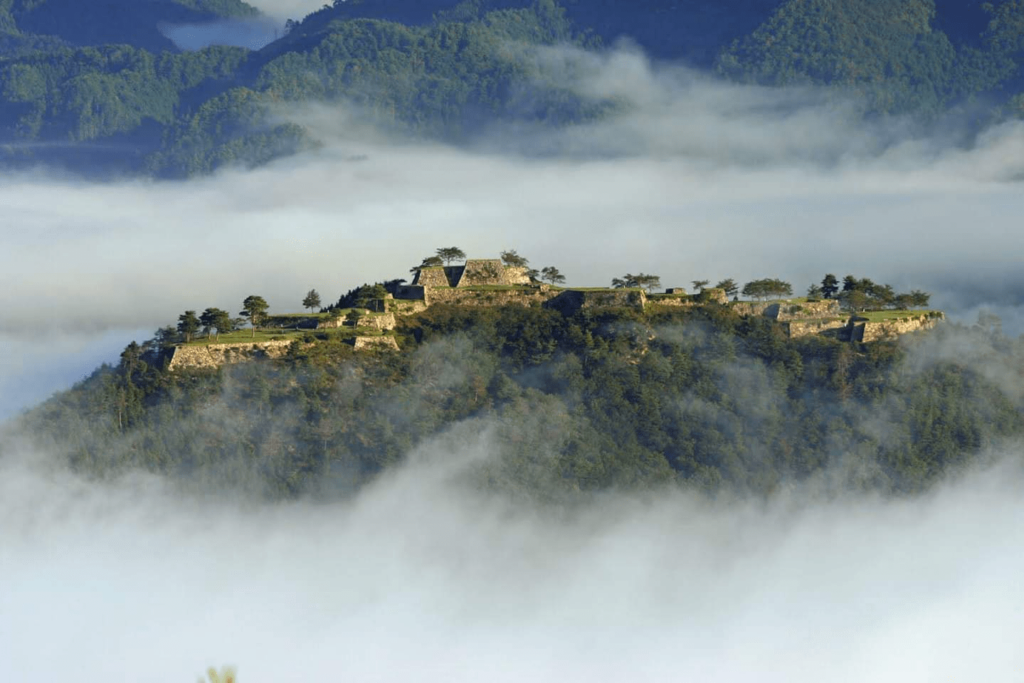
left=1, top=434, right=1022, bottom=682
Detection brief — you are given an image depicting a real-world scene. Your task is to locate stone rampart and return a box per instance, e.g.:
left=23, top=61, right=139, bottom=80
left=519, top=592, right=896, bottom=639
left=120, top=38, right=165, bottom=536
left=316, top=316, right=348, bottom=329
left=696, top=288, right=729, bottom=304
left=426, top=286, right=556, bottom=308
left=545, top=289, right=647, bottom=314
left=360, top=313, right=397, bottom=331
left=390, top=297, right=429, bottom=315
left=732, top=299, right=841, bottom=320
left=648, top=295, right=695, bottom=309
left=167, top=340, right=294, bottom=371
left=395, top=285, right=426, bottom=301
left=786, top=319, right=849, bottom=339
left=352, top=336, right=400, bottom=351
left=413, top=267, right=451, bottom=287
left=851, top=316, right=942, bottom=342
left=455, top=260, right=531, bottom=287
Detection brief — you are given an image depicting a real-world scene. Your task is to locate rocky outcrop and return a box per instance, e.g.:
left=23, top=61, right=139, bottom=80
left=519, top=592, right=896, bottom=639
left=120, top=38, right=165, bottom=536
left=352, top=336, right=399, bottom=351
left=167, top=340, right=294, bottom=371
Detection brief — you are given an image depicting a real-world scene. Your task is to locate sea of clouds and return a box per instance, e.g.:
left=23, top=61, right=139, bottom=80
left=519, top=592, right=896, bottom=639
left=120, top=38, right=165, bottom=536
left=1, top=430, right=1022, bottom=682
left=2, top=36, right=1023, bottom=681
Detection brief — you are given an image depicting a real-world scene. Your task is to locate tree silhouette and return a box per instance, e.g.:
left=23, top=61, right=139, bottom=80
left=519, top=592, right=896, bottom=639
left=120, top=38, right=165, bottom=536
left=240, top=295, right=269, bottom=338
left=540, top=266, right=566, bottom=285
left=410, top=255, right=443, bottom=274
left=821, top=274, right=839, bottom=299
left=177, top=310, right=200, bottom=343
left=435, top=247, right=466, bottom=265
left=714, top=278, right=739, bottom=298
left=500, top=250, right=529, bottom=268
left=302, top=289, right=321, bottom=314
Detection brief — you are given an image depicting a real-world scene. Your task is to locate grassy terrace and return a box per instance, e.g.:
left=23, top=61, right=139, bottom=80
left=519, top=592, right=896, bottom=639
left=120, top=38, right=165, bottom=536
left=567, top=287, right=643, bottom=293
left=184, top=329, right=310, bottom=346
left=854, top=310, right=939, bottom=322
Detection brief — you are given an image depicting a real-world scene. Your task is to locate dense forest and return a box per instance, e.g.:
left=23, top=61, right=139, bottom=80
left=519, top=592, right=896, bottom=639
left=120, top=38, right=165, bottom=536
left=0, top=0, right=1023, bottom=176
left=14, top=302, right=1022, bottom=502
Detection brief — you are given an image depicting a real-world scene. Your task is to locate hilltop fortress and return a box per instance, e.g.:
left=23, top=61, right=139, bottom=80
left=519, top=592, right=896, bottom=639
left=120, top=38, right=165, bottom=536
left=166, top=256, right=943, bottom=370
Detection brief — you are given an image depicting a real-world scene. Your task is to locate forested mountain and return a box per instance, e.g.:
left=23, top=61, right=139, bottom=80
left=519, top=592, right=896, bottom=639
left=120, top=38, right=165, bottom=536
left=15, top=304, right=1023, bottom=502
left=0, top=0, right=1023, bottom=176
left=0, top=0, right=259, bottom=53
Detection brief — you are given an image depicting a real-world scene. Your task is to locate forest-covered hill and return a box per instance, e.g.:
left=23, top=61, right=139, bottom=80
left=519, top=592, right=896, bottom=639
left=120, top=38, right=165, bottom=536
left=0, top=0, right=1023, bottom=177
left=13, top=303, right=1023, bottom=502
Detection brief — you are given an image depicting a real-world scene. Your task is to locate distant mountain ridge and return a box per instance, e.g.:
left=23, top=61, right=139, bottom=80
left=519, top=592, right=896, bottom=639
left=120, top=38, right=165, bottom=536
left=0, top=0, right=1022, bottom=177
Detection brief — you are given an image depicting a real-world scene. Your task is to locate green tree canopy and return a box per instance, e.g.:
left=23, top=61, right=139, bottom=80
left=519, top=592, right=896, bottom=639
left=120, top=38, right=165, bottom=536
left=303, top=288, right=322, bottom=313
left=436, top=247, right=467, bottom=266
left=821, top=274, right=840, bottom=299
left=715, top=278, right=739, bottom=298
left=612, top=273, right=661, bottom=292
left=240, top=295, right=269, bottom=337
left=540, top=266, right=566, bottom=285
left=177, top=310, right=200, bottom=343
left=500, top=250, right=530, bottom=268
left=411, top=255, right=444, bottom=273
left=200, top=307, right=232, bottom=340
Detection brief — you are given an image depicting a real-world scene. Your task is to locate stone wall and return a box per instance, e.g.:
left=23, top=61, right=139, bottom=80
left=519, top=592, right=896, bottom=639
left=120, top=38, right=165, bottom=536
left=352, top=336, right=399, bottom=351
left=851, top=316, right=942, bottom=342
left=360, top=313, right=397, bottom=331
left=696, top=288, right=729, bottom=305
left=545, top=289, right=647, bottom=314
left=318, top=313, right=398, bottom=330
left=732, top=299, right=841, bottom=320
left=647, top=295, right=695, bottom=309
left=425, top=286, right=556, bottom=308
left=167, top=340, right=294, bottom=371
left=455, top=260, right=532, bottom=287
left=394, top=285, right=426, bottom=301
left=316, top=315, right=348, bottom=329
left=390, top=297, right=429, bottom=315
left=786, top=319, right=849, bottom=339
left=413, top=267, right=451, bottom=287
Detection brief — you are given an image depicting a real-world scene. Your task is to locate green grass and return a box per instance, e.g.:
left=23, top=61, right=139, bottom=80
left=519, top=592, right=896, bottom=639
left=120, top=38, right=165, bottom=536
left=269, top=312, right=331, bottom=319
left=854, top=310, right=937, bottom=322
left=185, top=329, right=306, bottom=346
left=461, top=285, right=533, bottom=292
left=567, top=287, right=643, bottom=293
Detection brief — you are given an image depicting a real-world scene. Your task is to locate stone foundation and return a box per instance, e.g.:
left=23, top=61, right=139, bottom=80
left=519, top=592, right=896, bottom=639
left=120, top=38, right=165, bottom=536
left=167, top=340, right=294, bottom=371
left=545, top=289, right=647, bottom=314
left=352, top=336, right=400, bottom=351
left=850, top=316, right=942, bottom=342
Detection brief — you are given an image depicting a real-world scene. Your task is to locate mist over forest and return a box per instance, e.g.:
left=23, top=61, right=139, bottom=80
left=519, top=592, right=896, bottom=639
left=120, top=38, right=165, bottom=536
left=2, top=1, right=1024, bottom=681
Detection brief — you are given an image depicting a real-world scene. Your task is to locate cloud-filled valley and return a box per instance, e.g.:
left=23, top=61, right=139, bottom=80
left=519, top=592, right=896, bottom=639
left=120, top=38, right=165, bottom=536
left=3, top=30, right=1024, bottom=681
left=2, top=434, right=1023, bottom=682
